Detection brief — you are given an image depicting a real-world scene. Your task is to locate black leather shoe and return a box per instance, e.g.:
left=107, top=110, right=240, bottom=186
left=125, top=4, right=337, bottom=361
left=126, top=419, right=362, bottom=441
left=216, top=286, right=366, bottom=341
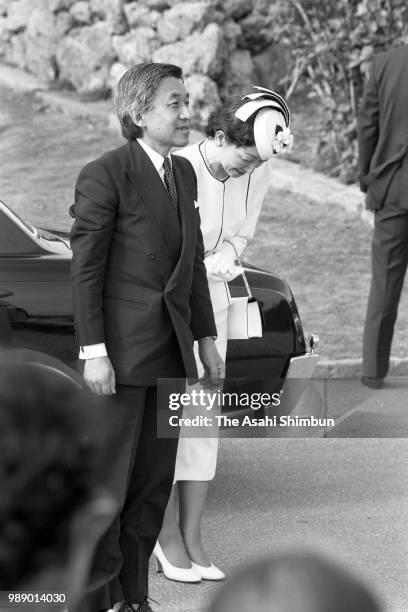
left=361, top=375, right=384, bottom=389
left=136, top=595, right=158, bottom=611
left=133, top=602, right=154, bottom=612
left=107, top=595, right=156, bottom=611
left=110, top=603, right=138, bottom=612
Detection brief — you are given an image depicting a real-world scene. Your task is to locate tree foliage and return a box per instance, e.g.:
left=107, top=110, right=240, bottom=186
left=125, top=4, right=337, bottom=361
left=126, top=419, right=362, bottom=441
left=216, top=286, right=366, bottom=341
left=269, top=0, right=408, bottom=182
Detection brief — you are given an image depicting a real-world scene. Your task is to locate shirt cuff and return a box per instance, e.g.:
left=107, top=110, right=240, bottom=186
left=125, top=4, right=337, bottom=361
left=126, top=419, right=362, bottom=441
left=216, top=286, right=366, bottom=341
left=79, top=343, right=108, bottom=360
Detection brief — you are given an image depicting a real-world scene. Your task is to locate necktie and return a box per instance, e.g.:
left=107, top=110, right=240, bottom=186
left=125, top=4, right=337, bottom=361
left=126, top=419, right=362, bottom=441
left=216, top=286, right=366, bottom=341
left=163, top=157, right=178, bottom=210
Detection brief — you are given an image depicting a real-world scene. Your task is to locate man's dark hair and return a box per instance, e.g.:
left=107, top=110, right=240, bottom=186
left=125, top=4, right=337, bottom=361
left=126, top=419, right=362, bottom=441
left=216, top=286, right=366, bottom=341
left=0, top=362, right=108, bottom=588
left=114, top=62, right=184, bottom=141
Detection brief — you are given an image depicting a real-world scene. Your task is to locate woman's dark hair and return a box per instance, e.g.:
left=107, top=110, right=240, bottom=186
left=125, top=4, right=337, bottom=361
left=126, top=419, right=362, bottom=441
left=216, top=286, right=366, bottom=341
left=205, top=97, right=258, bottom=147
left=114, top=62, right=184, bottom=141
left=0, top=362, right=107, bottom=589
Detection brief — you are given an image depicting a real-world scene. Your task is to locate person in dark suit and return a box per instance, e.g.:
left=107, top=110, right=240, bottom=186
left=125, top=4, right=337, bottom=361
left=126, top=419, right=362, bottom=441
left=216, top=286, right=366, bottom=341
left=358, top=45, right=408, bottom=389
left=70, top=63, right=224, bottom=611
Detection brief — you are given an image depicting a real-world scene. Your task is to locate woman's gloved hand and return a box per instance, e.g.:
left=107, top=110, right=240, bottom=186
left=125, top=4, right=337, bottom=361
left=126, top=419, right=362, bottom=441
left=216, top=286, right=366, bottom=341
left=205, top=252, right=242, bottom=281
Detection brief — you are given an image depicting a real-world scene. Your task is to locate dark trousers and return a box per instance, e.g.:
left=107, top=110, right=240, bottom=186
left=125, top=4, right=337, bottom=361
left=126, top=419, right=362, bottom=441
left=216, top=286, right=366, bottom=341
left=363, top=201, right=408, bottom=377
left=86, top=383, right=182, bottom=610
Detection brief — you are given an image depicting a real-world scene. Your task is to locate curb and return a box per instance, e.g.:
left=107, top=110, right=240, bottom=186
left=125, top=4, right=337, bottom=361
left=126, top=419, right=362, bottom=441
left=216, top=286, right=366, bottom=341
left=0, top=63, right=45, bottom=92
left=270, top=158, right=373, bottom=228
left=0, top=63, right=117, bottom=124
left=38, top=89, right=113, bottom=122
left=315, top=357, right=408, bottom=378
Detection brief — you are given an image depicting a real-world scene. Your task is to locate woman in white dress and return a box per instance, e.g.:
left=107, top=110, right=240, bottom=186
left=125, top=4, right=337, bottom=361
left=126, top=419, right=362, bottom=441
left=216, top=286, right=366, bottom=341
left=154, top=87, right=293, bottom=582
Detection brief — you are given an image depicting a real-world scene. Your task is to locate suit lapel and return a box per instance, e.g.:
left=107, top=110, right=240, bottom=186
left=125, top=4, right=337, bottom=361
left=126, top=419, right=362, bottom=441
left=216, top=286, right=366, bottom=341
left=165, top=155, right=195, bottom=290
left=125, top=140, right=182, bottom=256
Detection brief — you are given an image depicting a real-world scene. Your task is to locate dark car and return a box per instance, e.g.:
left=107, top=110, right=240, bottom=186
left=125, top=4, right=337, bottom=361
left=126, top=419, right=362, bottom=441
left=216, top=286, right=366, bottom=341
left=0, top=200, right=319, bottom=426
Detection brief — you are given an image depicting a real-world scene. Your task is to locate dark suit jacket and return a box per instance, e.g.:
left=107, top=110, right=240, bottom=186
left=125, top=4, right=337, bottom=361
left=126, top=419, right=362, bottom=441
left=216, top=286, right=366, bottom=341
left=70, top=140, right=217, bottom=386
left=358, top=45, right=408, bottom=210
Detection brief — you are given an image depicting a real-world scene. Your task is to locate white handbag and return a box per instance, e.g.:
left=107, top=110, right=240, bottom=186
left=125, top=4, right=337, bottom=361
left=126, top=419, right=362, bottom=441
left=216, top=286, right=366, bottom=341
left=227, top=248, right=263, bottom=340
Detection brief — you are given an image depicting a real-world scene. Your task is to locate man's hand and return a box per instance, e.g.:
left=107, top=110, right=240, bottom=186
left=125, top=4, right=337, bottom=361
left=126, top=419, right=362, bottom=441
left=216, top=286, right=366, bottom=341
left=84, top=355, right=116, bottom=395
left=198, top=337, right=225, bottom=387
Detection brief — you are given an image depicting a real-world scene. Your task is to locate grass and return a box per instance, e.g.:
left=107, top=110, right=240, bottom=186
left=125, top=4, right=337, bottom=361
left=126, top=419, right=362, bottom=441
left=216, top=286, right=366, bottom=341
left=0, top=88, right=122, bottom=231
left=1, top=85, right=408, bottom=361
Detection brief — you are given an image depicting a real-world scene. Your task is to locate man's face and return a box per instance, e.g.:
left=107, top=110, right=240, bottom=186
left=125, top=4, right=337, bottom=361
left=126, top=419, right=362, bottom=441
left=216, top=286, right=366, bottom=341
left=137, top=77, right=190, bottom=156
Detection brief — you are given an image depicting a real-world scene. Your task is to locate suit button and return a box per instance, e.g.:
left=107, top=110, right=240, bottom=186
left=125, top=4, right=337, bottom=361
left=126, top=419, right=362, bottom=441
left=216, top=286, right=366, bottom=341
left=146, top=252, right=156, bottom=260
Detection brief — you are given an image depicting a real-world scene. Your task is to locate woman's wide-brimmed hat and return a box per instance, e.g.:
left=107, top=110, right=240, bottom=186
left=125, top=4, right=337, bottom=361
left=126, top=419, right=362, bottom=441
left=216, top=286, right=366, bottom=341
left=235, top=86, right=293, bottom=160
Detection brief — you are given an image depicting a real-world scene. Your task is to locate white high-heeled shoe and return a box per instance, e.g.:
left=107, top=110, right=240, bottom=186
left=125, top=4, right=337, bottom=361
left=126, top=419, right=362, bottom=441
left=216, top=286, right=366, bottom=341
left=153, top=542, right=202, bottom=583
left=190, top=561, right=226, bottom=581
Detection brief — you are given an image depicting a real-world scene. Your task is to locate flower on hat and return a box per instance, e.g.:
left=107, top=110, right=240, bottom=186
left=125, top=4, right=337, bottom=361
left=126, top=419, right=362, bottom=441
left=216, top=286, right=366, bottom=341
left=271, top=127, right=294, bottom=155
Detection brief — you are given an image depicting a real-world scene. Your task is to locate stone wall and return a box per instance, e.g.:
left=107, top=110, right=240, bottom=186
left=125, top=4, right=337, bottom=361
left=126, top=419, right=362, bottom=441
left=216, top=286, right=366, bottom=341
left=0, top=0, right=290, bottom=127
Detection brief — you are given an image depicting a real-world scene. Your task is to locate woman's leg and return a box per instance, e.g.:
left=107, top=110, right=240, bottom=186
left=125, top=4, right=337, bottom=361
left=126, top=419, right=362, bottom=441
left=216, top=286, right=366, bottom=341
left=178, top=302, right=228, bottom=566
left=157, top=301, right=229, bottom=569
left=157, top=435, right=219, bottom=567
left=178, top=480, right=212, bottom=565
left=157, top=484, right=191, bottom=568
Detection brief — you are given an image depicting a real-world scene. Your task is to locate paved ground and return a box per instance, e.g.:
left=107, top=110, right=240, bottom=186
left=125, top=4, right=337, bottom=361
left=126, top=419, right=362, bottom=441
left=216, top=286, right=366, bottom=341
left=148, top=379, right=408, bottom=612
left=149, top=438, right=408, bottom=612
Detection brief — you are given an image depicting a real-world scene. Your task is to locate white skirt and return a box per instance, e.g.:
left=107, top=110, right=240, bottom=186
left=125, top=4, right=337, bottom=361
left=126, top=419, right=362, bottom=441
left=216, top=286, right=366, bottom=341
left=174, top=284, right=229, bottom=482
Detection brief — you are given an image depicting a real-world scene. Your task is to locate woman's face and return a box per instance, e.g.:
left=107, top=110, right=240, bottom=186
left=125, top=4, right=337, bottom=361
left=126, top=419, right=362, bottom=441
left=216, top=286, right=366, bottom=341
left=215, top=132, right=264, bottom=178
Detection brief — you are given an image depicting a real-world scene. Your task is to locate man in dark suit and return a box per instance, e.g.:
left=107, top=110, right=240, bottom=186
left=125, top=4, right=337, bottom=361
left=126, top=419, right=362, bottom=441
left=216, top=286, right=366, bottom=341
left=70, top=63, right=224, bottom=611
left=358, top=45, right=408, bottom=389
